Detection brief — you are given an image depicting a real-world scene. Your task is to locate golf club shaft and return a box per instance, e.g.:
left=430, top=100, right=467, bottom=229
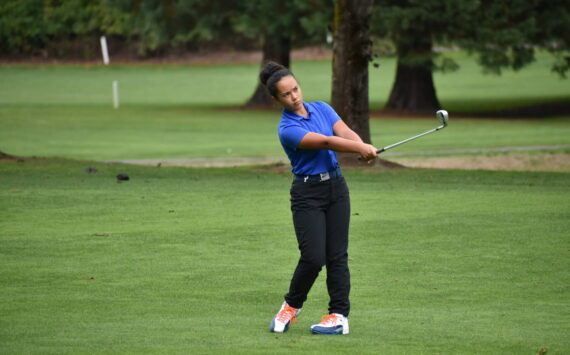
left=377, top=124, right=446, bottom=154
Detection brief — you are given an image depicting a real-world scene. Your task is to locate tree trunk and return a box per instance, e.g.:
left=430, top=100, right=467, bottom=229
left=331, top=0, right=373, bottom=144
left=245, top=32, right=291, bottom=107
left=385, top=35, right=440, bottom=112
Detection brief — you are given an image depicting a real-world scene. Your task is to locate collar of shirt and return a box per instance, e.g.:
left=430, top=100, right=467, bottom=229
left=283, top=102, right=315, bottom=120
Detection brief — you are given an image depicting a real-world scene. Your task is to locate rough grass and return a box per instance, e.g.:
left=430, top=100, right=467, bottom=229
left=1, top=158, right=569, bottom=354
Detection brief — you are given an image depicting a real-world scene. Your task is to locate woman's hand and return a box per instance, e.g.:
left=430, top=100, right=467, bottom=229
left=359, top=143, right=378, bottom=162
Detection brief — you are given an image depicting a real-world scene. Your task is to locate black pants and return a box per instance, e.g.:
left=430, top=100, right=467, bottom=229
left=284, top=176, right=351, bottom=316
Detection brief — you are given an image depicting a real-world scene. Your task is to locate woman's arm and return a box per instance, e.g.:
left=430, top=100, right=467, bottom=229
left=332, top=120, right=363, bottom=143
left=298, top=132, right=378, bottom=161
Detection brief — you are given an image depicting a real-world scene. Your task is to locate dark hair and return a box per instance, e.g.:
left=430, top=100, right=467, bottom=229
left=259, top=61, right=294, bottom=98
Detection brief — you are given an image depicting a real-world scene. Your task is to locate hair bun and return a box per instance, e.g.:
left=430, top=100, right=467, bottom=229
left=260, top=61, right=286, bottom=86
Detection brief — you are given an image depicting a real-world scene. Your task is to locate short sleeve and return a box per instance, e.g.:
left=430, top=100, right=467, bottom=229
left=279, top=124, right=309, bottom=151
left=317, top=101, right=341, bottom=126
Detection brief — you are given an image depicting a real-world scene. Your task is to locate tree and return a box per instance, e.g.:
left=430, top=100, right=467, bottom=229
left=372, top=0, right=569, bottom=112
left=372, top=0, right=478, bottom=112
left=171, top=0, right=242, bottom=53
left=0, top=0, right=133, bottom=58
left=235, top=0, right=331, bottom=107
left=459, top=0, right=570, bottom=77
left=385, top=28, right=440, bottom=112
left=235, top=1, right=293, bottom=107
left=0, top=0, right=245, bottom=59
left=128, top=0, right=242, bottom=57
left=331, top=0, right=374, bottom=143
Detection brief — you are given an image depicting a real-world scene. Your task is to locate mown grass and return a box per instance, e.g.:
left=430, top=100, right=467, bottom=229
left=1, top=158, right=569, bottom=354
left=1, top=53, right=569, bottom=354
left=0, top=105, right=569, bottom=160
left=0, top=51, right=568, bottom=111
left=1, top=52, right=569, bottom=161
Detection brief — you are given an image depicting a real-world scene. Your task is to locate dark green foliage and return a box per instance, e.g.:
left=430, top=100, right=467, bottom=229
left=0, top=0, right=331, bottom=59
left=232, top=0, right=331, bottom=49
left=372, top=0, right=568, bottom=111
left=0, top=0, right=132, bottom=56
left=372, top=0, right=569, bottom=77
left=0, top=0, right=241, bottom=57
left=0, top=0, right=45, bottom=54
left=460, top=0, right=570, bottom=77
left=372, top=0, right=477, bottom=71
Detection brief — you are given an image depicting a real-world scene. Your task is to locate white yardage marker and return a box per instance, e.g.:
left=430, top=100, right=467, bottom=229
left=100, top=36, right=110, bottom=65
left=113, top=81, right=119, bottom=109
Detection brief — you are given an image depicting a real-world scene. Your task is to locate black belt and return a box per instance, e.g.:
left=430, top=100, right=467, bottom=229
left=295, top=167, right=342, bottom=182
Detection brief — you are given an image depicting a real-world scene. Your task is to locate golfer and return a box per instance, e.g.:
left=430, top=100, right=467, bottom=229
left=261, top=62, right=378, bottom=335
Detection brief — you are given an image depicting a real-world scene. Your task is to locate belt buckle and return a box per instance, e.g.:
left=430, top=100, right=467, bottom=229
left=319, top=172, right=330, bottom=181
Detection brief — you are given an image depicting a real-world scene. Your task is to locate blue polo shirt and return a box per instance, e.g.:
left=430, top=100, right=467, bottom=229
left=278, top=101, right=341, bottom=176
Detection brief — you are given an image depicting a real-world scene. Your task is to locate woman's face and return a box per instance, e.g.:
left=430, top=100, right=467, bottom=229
left=273, top=75, right=304, bottom=112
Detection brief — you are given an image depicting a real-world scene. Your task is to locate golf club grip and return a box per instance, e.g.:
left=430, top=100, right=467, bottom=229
left=356, top=146, right=385, bottom=161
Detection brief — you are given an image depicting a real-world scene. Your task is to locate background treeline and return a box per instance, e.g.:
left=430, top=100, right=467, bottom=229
left=1, top=0, right=568, bottom=76
left=0, top=0, right=332, bottom=59
left=1, top=0, right=568, bottom=113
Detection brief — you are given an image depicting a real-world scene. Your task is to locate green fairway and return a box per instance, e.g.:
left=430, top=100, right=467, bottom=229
left=1, top=52, right=569, bottom=162
left=1, top=105, right=569, bottom=160
left=1, top=158, right=569, bottom=354
left=1, top=53, right=569, bottom=353
left=0, top=51, right=568, bottom=111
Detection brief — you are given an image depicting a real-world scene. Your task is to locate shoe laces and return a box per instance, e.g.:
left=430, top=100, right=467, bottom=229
left=319, top=313, right=341, bottom=326
left=276, top=305, right=298, bottom=324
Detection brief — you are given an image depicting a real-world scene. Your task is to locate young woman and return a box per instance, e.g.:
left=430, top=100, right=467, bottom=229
left=260, top=62, right=378, bottom=335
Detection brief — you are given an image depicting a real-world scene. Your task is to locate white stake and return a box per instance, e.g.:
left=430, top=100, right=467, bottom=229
left=113, top=81, right=119, bottom=109
left=326, top=31, right=333, bottom=44
left=100, top=36, right=110, bottom=65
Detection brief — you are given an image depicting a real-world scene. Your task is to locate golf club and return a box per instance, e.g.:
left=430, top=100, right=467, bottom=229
left=376, top=109, right=449, bottom=154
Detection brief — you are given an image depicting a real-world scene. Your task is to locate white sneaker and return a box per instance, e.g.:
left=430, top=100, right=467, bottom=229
left=269, top=301, right=301, bottom=333
left=310, top=313, right=349, bottom=335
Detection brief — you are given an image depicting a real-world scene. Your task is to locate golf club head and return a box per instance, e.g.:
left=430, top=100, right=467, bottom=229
left=436, top=110, right=449, bottom=127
